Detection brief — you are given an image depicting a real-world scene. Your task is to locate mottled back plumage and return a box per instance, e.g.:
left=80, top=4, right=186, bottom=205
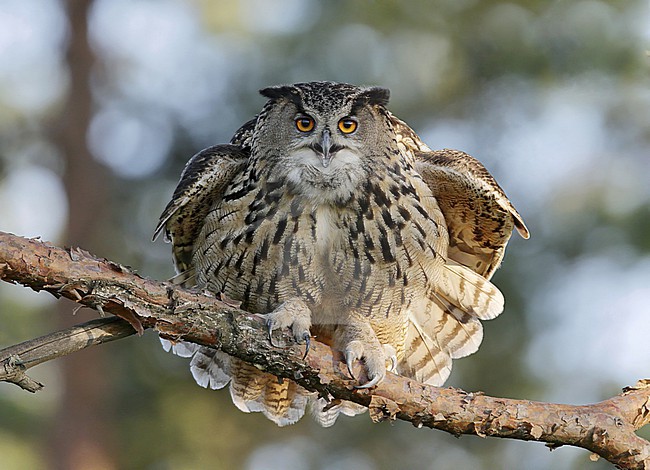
left=156, top=81, right=528, bottom=426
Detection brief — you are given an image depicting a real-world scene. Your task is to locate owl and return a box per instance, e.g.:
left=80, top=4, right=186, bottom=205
left=154, top=81, right=529, bottom=427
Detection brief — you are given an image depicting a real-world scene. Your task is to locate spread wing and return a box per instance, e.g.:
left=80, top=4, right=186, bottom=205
left=414, top=148, right=529, bottom=279
left=153, top=144, right=248, bottom=277
left=389, top=113, right=529, bottom=279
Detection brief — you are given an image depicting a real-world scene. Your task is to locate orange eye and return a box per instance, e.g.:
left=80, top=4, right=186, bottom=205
left=295, top=116, right=315, bottom=132
left=338, top=118, right=357, bottom=134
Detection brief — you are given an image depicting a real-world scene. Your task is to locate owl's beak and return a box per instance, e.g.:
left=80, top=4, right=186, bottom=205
left=310, top=128, right=338, bottom=168
left=319, top=128, right=332, bottom=168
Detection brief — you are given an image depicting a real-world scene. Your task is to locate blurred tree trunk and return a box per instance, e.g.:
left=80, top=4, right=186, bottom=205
left=49, top=0, right=116, bottom=469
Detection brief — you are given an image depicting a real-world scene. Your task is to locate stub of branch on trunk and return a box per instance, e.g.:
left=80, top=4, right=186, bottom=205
left=0, top=230, right=649, bottom=469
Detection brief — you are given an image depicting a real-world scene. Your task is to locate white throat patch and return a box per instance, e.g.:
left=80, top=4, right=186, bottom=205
left=285, top=148, right=364, bottom=205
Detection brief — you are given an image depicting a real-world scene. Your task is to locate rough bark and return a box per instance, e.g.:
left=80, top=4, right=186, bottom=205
left=1, top=231, right=649, bottom=469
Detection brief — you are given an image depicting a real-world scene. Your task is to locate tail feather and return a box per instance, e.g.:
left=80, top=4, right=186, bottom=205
left=163, top=341, right=313, bottom=426
left=160, top=338, right=200, bottom=358
left=308, top=397, right=367, bottom=427
left=229, top=360, right=267, bottom=412
left=260, top=380, right=309, bottom=426
left=190, top=347, right=231, bottom=389
left=229, top=359, right=309, bottom=426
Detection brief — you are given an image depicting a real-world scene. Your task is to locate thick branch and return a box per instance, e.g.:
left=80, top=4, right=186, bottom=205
left=1, top=231, right=649, bottom=469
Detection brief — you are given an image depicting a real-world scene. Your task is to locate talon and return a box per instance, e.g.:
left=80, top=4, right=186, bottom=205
left=267, top=320, right=277, bottom=348
left=302, top=333, right=311, bottom=360
left=346, top=357, right=356, bottom=380
left=383, top=344, right=398, bottom=373
left=354, top=373, right=382, bottom=389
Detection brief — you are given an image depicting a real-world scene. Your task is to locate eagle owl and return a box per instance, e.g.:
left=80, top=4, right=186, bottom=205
left=154, top=81, right=529, bottom=427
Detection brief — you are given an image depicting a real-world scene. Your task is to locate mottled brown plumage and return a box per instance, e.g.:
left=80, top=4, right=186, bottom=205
left=155, top=81, right=528, bottom=426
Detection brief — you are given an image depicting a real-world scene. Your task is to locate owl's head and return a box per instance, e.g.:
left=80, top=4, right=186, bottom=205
left=253, top=81, right=392, bottom=204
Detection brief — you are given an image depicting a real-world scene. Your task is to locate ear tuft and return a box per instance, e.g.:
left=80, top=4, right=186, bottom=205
left=259, top=85, right=300, bottom=101
left=351, top=87, right=390, bottom=113
left=362, top=87, right=390, bottom=107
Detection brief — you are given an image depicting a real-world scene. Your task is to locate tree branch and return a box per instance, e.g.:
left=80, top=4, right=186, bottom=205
left=1, top=231, right=649, bottom=469
left=0, top=317, right=135, bottom=392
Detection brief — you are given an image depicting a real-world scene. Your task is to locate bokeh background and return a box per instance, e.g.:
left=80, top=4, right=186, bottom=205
left=1, top=0, right=649, bottom=468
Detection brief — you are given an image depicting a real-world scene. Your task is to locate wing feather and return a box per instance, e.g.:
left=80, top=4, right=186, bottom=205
left=390, top=112, right=528, bottom=278
left=414, top=149, right=529, bottom=279
left=437, top=263, right=505, bottom=320
left=153, top=144, right=248, bottom=275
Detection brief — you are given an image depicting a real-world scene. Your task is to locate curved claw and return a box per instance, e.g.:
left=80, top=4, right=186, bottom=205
left=301, top=333, right=311, bottom=360
left=267, top=320, right=277, bottom=348
left=354, top=373, right=382, bottom=389
left=389, top=355, right=397, bottom=373
left=346, top=356, right=357, bottom=380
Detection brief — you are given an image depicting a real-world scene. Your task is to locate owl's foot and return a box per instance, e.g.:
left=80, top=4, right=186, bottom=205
left=265, top=298, right=312, bottom=359
left=338, top=323, right=389, bottom=389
